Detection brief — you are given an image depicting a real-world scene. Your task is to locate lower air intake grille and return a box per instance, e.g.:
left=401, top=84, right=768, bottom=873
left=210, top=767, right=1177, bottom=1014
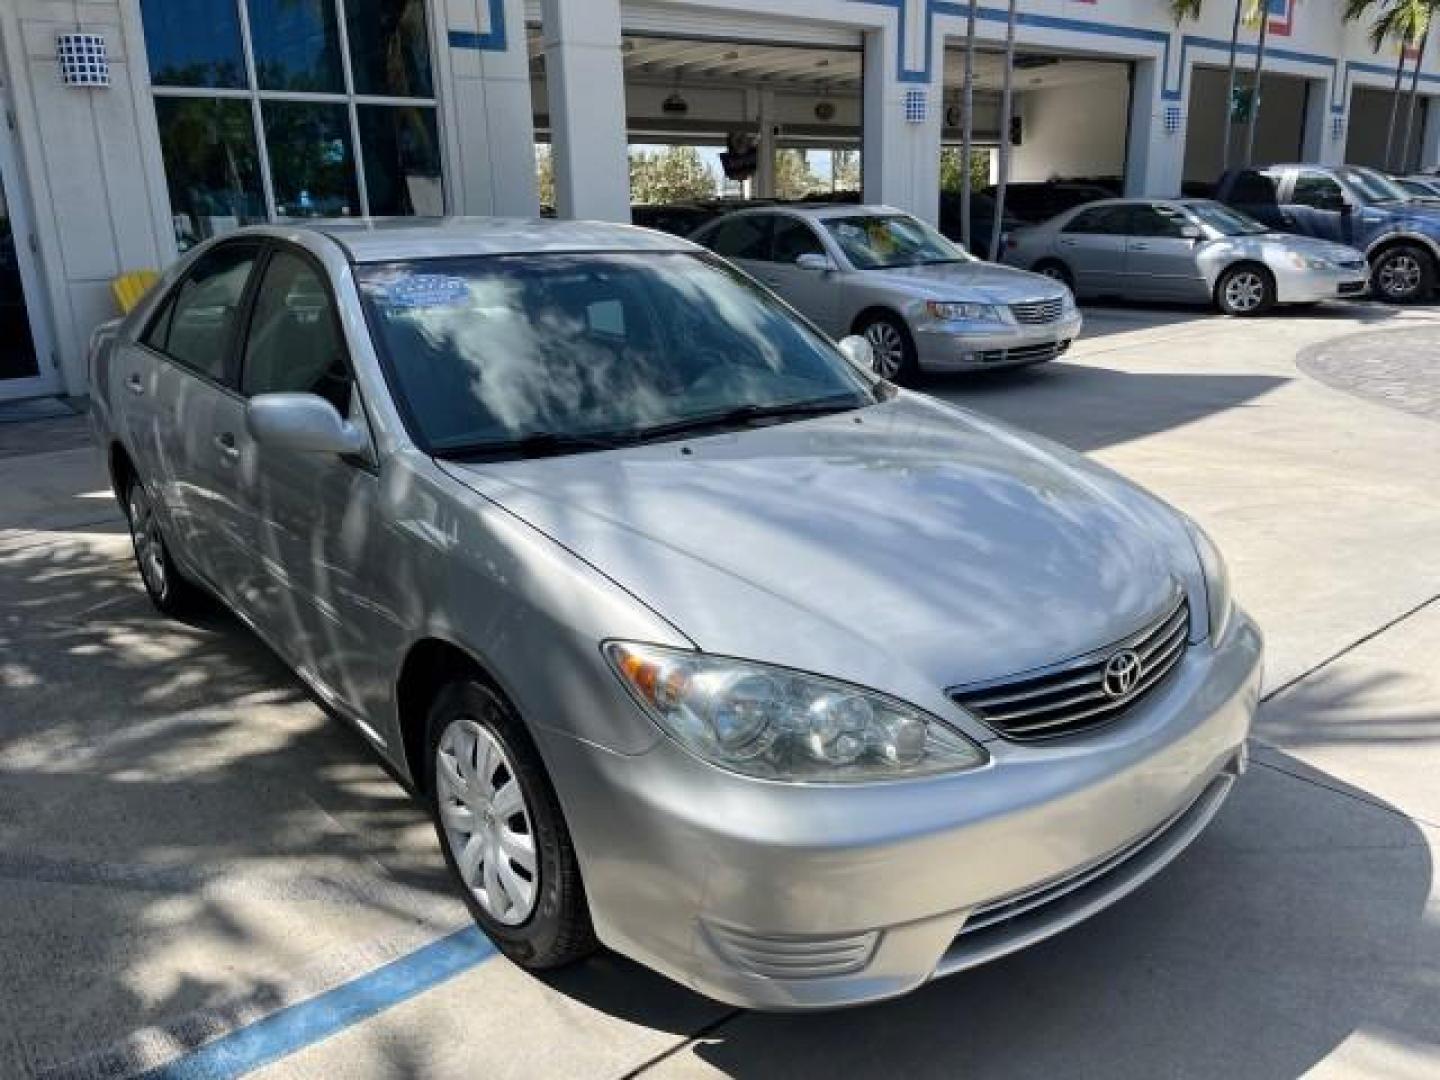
left=949, top=593, right=1190, bottom=740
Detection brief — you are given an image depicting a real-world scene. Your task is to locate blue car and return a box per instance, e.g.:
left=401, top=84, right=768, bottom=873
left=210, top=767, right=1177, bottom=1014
left=1216, top=164, right=1440, bottom=303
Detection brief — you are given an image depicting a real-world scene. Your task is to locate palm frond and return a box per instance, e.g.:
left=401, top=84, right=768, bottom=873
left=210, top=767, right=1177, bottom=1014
left=1168, top=0, right=1204, bottom=23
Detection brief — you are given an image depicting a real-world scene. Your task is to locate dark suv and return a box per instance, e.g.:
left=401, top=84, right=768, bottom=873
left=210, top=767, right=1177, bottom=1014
left=1216, top=164, right=1440, bottom=302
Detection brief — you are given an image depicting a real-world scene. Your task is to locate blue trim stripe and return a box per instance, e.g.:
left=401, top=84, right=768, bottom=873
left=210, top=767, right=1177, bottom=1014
left=138, top=928, right=496, bottom=1080
left=449, top=0, right=509, bottom=52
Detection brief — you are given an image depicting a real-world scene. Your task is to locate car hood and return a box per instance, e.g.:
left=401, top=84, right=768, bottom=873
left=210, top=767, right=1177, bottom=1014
left=858, top=260, right=1067, bottom=304
left=1242, top=233, right=1365, bottom=262
left=440, top=395, right=1205, bottom=716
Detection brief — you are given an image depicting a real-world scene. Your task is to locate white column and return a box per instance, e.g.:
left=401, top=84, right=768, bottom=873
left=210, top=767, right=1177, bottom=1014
left=539, top=0, right=630, bottom=222
left=445, top=0, right=540, bottom=217
left=1125, top=59, right=1184, bottom=197
left=1301, top=77, right=1343, bottom=165
left=1421, top=98, right=1440, bottom=170
left=861, top=26, right=942, bottom=224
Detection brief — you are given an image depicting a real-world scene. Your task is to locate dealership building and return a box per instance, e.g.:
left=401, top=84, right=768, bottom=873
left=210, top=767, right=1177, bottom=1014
left=2, top=0, right=1437, bottom=402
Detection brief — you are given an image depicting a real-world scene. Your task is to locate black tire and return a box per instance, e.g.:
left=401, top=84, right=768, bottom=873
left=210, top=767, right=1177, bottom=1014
left=1370, top=244, right=1436, bottom=303
left=1032, top=259, right=1074, bottom=290
left=857, top=312, right=919, bottom=384
left=124, top=473, right=205, bottom=616
left=1214, top=264, right=1275, bottom=317
left=425, top=679, right=597, bottom=970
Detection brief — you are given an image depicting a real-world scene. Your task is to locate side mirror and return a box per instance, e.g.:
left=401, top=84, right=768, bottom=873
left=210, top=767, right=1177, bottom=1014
left=246, top=392, right=368, bottom=456
left=796, top=252, right=835, bottom=272
left=1179, top=224, right=1202, bottom=241
left=837, top=334, right=876, bottom=374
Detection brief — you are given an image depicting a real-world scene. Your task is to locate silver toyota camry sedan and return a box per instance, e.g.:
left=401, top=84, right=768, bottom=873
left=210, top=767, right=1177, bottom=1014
left=89, top=218, right=1261, bottom=1011
left=1002, top=198, right=1369, bottom=315
left=690, top=204, right=1083, bottom=380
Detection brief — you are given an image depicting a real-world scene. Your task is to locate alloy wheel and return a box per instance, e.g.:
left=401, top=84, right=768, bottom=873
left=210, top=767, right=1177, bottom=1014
left=863, top=321, right=906, bottom=379
left=1378, top=253, right=1423, bottom=299
left=127, top=485, right=167, bottom=600
left=1224, top=271, right=1265, bottom=314
left=435, top=717, right=538, bottom=926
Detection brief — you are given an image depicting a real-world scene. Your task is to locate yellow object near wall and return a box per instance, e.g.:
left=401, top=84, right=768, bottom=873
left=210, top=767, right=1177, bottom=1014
left=111, top=270, right=159, bottom=315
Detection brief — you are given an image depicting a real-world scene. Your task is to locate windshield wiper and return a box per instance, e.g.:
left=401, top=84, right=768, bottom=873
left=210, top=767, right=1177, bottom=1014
left=434, top=430, right=629, bottom=462
left=629, top=397, right=863, bottom=444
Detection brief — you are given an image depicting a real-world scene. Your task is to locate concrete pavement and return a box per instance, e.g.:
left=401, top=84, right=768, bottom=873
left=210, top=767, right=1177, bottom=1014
left=1, top=299, right=1437, bottom=1078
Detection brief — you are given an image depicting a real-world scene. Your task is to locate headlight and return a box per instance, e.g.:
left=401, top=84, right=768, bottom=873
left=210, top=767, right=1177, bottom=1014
left=1060, top=288, right=1078, bottom=311
left=926, top=300, right=1004, bottom=322
left=1183, top=518, right=1233, bottom=643
left=605, top=642, right=987, bottom=782
left=1285, top=252, right=1332, bottom=270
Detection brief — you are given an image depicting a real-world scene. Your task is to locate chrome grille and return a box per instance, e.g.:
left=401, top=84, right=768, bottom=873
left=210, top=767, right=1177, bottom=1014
left=1009, top=297, right=1065, bottom=324
left=949, top=593, right=1190, bottom=740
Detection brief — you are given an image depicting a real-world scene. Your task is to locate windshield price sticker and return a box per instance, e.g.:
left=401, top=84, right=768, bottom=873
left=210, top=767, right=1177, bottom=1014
left=374, top=274, right=470, bottom=310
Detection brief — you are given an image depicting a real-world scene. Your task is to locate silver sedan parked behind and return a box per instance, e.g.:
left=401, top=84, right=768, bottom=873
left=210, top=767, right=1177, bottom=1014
left=689, top=204, right=1082, bottom=381
left=1003, top=198, right=1369, bottom=315
left=90, top=218, right=1260, bottom=1011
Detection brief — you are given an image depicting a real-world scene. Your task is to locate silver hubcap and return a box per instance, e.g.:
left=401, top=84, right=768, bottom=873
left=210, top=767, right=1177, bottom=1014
left=1224, top=272, right=1265, bottom=313
left=127, top=486, right=167, bottom=599
left=436, top=718, right=538, bottom=925
left=1379, top=253, right=1422, bottom=297
left=863, top=322, right=906, bottom=378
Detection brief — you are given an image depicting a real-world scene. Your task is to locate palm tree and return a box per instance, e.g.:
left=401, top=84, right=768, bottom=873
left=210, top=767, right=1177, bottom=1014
left=1345, top=0, right=1431, bottom=169
left=960, top=0, right=979, bottom=252
left=1242, top=0, right=1273, bottom=166
left=1400, top=23, right=1432, bottom=170
left=988, top=0, right=1019, bottom=261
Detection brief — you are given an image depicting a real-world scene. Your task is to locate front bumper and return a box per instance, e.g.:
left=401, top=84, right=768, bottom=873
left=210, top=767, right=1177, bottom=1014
left=912, top=310, right=1084, bottom=372
left=1273, top=262, right=1370, bottom=303
left=545, top=611, right=1263, bottom=1010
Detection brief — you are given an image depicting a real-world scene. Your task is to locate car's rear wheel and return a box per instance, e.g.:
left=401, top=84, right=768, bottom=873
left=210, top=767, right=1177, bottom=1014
left=858, top=313, right=919, bottom=383
left=1371, top=244, right=1435, bottom=303
left=426, top=678, right=596, bottom=969
left=125, top=475, right=204, bottom=616
left=1032, top=259, right=1074, bottom=289
left=1215, top=264, right=1274, bottom=317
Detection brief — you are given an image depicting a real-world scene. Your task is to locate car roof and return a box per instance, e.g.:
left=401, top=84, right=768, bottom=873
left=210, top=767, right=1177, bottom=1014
left=233, top=216, right=702, bottom=263
left=706, top=202, right=909, bottom=223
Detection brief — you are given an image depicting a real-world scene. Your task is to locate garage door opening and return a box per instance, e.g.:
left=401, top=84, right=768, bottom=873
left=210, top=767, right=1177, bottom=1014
left=528, top=23, right=864, bottom=233
left=1347, top=84, right=1429, bottom=171
left=1184, top=67, right=1315, bottom=190
left=940, top=45, right=1131, bottom=251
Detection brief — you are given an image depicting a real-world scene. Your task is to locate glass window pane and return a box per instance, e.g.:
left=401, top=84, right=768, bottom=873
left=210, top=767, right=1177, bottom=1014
left=242, top=251, right=351, bottom=411
left=358, top=106, right=443, bottom=216
left=156, top=243, right=260, bottom=381
left=345, top=0, right=434, bottom=98
left=154, top=97, right=266, bottom=251
left=246, top=0, right=343, bottom=92
left=140, top=0, right=246, bottom=88
left=263, top=101, right=360, bottom=218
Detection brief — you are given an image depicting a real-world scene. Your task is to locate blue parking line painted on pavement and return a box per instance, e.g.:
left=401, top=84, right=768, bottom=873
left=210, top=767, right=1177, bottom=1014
left=139, top=927, right=497, bottom=1080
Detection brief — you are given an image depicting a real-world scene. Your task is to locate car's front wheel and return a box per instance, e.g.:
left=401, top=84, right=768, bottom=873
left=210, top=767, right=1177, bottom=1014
left=1371, top=244, right=1436, bottom=303
left=858, top=313, right=919, bottom=383
left=426, top=678, right=597, bottom=970
left=125, top=475, right=204, bottom=616
left=1215, top=264, right=1274, bottom=317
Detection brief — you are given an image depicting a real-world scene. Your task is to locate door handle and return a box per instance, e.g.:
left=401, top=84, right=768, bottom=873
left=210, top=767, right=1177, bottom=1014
left=215, top=432, right=239, bottom=460
left=1130, top=243, right=1149, bottom=251
left=126, top=373, right=145, bottom=396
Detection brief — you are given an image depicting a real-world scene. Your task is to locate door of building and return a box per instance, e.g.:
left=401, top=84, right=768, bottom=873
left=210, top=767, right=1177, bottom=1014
left=0, top=76, right=60, bottom=403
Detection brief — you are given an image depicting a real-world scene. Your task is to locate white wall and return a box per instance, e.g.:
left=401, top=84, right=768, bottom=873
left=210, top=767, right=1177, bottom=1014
left=1011, top=72, right=1130, bottom=183
left=1, top=0, right=173, bottom=396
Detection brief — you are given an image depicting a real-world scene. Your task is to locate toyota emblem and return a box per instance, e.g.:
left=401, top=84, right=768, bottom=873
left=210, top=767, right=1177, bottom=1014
left=1101, top=649, right=1144, bottom=700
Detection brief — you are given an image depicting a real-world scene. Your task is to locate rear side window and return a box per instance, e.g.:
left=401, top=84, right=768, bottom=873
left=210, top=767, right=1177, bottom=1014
left=143, top=243, right=260, bottom=382
left=241, top=250, right=352, bottom=414
left=702, top=215, right=773, bottom=260
left=1063, top=206, right=1131, bottom=235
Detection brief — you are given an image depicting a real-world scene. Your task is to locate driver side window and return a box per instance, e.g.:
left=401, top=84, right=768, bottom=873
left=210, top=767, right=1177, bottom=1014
left=1292, top=173, right=1345, bottom=210
left=241, top=250, right=353, bottom=415
left=771, top=217, right=826, bottom=263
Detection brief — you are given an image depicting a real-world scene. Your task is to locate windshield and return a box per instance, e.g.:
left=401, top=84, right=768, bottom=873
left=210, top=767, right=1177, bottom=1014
left=822, top=213, right=971, bottom=269
left=1186, top=201, right=1269, bottom=236
left=357, top=252, right=878, bottom=457
left=1337, top=166, right=1410, bottom=204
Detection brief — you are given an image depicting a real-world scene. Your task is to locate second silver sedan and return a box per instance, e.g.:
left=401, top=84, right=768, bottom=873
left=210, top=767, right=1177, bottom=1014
left=691, top=204, right=1081, bottom=382
left=1002, top=198, right=1369, bottom=316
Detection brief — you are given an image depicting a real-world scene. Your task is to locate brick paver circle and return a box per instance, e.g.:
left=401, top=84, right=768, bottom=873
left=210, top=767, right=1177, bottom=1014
left=1296, top=326, right=1440, bottom=422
